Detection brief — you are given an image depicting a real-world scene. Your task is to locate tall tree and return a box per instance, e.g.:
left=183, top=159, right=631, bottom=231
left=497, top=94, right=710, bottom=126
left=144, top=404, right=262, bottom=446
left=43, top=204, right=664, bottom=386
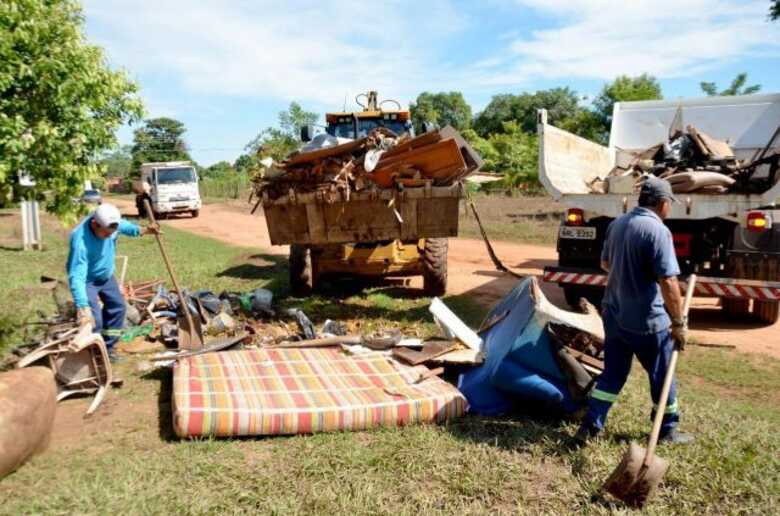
left=131, top=117, right=191, bottom=171
left=0, top=0, right=143, bottom=218
left=700, top=73, right=761, bottom=97
left=245, top=102, right=319, bottom=161
left=410, top=92, right=472, bottom=133
left=99, top=145, right=133, bottom=178
left=592, top=74, right=662, bottom=140
left=473, top=88, right=582, bottom=137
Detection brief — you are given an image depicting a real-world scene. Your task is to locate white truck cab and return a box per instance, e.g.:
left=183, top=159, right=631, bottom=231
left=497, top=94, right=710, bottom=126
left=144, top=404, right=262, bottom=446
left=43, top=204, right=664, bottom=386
left=134, top=161, right=201, bottom=218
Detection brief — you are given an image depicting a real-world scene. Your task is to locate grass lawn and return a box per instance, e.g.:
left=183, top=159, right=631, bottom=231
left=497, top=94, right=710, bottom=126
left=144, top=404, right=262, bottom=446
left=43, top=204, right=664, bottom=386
left=0, top=209, right=778, bottom=514
left=458, top=194, right=563, bottom=246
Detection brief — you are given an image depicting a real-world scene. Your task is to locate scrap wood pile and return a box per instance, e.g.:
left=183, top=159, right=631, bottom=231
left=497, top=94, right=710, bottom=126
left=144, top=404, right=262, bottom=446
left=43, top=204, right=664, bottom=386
left=250, top=125, right=482, bottom=204
left=595, top=123, right=780, bottom=195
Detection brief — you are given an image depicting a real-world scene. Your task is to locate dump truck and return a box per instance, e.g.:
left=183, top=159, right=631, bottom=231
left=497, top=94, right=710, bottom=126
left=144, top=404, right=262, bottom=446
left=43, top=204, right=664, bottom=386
left=260, top=92, right=479, bottom=296
left=134, top=161, right=201, bottom=219
left=538, top=93, right=780, bottom=323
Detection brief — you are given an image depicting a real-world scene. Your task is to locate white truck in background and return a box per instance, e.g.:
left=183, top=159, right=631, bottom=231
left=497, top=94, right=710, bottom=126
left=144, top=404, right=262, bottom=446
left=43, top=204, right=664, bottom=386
left=133, top=161, right=201, bottom=219
left=538, top=93, right=780, bottom=324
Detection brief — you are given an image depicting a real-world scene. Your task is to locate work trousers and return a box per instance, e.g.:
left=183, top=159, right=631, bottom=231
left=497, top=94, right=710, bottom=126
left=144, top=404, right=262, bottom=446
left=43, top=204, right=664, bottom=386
left=86, top=276, right=126, bottom=351
left=583, top=310, right=679, bottom=435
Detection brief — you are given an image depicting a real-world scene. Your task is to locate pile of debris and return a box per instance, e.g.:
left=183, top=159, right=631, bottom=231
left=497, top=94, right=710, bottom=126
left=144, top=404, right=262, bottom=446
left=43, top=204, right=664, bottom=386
left=596, top=123, right=779, bottom=195
left=250, top=126, right=482, bottom=205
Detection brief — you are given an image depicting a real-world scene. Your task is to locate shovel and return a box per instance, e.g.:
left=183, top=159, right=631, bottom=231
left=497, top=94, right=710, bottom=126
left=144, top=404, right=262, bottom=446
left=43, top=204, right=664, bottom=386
left=144, top=200, right=203, bottom=351
left=602, top=274, right=697, bottom=507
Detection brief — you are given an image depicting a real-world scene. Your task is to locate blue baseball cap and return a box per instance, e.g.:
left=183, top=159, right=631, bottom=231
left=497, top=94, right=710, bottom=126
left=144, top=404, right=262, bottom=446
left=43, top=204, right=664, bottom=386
left=639, top=175, right=679, bottom=204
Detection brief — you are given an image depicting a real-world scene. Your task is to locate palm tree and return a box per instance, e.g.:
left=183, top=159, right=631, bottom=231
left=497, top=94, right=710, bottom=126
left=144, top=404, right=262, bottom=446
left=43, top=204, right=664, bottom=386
left=700, top=73, right=761, bottom=97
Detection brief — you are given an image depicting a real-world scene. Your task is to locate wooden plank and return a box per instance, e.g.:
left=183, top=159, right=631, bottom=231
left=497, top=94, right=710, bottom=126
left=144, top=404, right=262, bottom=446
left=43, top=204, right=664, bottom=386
left=430, top=348, right=484, bottom=365
left=306, top=203, right=328, bottom=243
left=563, top=346, right=604, bottom=371
left=400, top=196, right=418, bottom=240
left=381, top=131, right=442, bottom=159
left=372, top=139, right=467, bottom=186
left=688, top=126, right=734, bottom=160
left=285, top=138, right=367, bottom=166
left=391, top=340, right=458, bottom=366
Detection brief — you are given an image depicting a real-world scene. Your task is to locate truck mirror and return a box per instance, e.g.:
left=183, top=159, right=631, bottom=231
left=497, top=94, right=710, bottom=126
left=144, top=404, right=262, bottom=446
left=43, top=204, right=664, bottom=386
left=300, top=125, right=315, bottom=142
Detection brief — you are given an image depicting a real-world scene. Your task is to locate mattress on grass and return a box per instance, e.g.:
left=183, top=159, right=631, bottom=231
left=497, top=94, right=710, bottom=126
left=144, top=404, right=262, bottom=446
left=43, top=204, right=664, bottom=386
left=172, top=347, right=467, bottom=437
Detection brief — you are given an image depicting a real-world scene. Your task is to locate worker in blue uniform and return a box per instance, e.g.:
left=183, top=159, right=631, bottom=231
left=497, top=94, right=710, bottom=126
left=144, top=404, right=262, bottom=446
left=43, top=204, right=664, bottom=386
left=67, top=204, right=158, bottom=360
left=575, top=176, right=693, bottom=445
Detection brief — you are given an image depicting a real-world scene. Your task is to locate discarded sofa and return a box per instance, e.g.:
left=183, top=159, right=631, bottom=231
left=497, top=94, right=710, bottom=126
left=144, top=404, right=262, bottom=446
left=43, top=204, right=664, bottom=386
left=172, top=347, right=467, bottom=437
left=0, top=367, right=57, bottom=478
left=459, top=277, right=604, bottom=416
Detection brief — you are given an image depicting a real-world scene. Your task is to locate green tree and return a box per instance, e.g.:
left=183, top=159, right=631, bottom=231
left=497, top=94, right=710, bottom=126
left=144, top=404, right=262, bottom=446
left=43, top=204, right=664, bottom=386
left=0, top=0, right=143, bottom=218
left=700, top=73, right=761, bottom=97
left=410, top=92, right=472, bottom=133
left=592, top=74, right=662, bottom=142
left=245, top=102, right=319, bottom=161
left=473, top=88, right=582, bottom=137
left=131, top=117, right=191, bottom=172
left=98, top=145, right=133, bottom=178
left=464, top=123, right=538, bottom=189
left=202, top=160, right=234, bottom=180
left=771, top=0, right=779, bottom=20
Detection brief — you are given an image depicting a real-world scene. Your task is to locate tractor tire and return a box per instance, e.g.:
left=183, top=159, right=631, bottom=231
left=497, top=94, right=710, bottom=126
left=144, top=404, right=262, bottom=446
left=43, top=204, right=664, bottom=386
left=289, top=244, right=312, bottom=296
left=191, top=209, right=199, bottom=218
left=422, top=238, right=448, bottom=296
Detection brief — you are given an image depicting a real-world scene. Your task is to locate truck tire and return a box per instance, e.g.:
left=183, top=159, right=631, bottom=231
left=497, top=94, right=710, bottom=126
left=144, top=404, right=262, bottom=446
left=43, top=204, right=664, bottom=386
left=289, top=244, right=312, bottom=296
left=191, top=210, right=199, bottom=218
left=752, top=256, right=779, bottom=325
left=727, top=255, right=779, bottom=324
left=422, top=238, right=448, bottom=296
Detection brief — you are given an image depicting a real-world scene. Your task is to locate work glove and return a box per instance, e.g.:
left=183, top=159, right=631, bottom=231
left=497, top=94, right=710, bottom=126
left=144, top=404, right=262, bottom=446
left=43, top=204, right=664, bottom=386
left=77, top=306, right=95, bottom=331
left=671, top=316, right=688, bottom=350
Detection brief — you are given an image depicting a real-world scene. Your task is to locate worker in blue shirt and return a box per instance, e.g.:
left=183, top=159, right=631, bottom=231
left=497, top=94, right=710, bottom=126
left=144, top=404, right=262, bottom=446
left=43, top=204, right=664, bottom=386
left=575, top=176, right=693, bottom=445
left=67, top=204, right=158, bottom=360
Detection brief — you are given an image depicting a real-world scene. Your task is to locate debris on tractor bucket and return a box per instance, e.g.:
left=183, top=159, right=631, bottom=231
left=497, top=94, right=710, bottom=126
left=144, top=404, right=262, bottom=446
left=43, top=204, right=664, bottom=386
left=252, top=126, right=482, bottom=246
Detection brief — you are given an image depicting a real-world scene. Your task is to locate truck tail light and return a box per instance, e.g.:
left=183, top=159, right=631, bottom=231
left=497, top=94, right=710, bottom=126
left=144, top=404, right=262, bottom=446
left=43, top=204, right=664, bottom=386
left=673, top=234, right=692, bottom=257
left=746, top=211, right=772, bottom=232
left=565, top=208, right=584, bottom=226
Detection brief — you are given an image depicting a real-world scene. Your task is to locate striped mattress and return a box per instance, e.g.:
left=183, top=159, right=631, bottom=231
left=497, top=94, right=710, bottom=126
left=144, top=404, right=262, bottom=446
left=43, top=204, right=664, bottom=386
left=172, top=347, right=467, bottom=437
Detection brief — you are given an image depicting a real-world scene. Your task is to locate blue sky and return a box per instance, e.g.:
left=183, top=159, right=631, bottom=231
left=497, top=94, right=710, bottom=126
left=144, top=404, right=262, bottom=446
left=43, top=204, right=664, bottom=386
left=83, top=0, right=780, bottom=166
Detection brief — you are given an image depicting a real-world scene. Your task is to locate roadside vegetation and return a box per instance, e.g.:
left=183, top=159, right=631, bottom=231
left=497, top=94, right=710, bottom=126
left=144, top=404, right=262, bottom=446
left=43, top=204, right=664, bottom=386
left=0, top=211, right=778, bottom=514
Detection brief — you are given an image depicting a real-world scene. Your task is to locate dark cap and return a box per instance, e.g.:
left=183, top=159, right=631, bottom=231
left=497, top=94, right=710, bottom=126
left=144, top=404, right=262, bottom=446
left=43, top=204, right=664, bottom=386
left=639, top=175, right=678, bottom=204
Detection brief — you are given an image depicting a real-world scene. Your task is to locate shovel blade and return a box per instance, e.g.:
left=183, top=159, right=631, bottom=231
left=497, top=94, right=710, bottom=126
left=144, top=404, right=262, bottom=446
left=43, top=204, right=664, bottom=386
left=603, top=441, right=669, bottom=507
left=177, top=312, right=204, bottom=351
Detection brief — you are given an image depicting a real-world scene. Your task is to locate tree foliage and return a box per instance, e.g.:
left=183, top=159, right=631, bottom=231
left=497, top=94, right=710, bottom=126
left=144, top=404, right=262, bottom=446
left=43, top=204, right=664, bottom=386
left=0, top=0, right=143, bottom=218
left=410, top=92, right=472, bottom=133
left=131, top=117, right=191, bottom=172
left=700, top=73, right=761, bottom=97
left=592, top=74, right=662, bottom=138
left=245, top=102, right=318, bottom=161
left=98, top=145, right=132, bottom=178
left=201, top=160, right=234, bottom=180
left=771, top=0, right=780, bottom=20
left=473, top=88, right=582, bottom=137
left=463, top=123, right=538, bottom=189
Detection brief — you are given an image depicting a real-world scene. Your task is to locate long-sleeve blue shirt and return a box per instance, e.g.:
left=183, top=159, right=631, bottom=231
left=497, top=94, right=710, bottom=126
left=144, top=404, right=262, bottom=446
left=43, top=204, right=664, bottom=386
left=67, top=216, right=141, bottom=308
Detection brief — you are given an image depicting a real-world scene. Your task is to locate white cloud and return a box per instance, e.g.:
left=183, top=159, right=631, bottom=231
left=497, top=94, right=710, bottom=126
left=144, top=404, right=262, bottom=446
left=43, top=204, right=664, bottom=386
left=84, top=0, right=464, bottom=107
left=475, top=0, right=779, bottom=85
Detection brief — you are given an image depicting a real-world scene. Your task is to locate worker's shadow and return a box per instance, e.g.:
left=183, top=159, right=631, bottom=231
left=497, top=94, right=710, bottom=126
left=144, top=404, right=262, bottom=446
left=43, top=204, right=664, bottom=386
left=445, top=404, right=582, bottom=459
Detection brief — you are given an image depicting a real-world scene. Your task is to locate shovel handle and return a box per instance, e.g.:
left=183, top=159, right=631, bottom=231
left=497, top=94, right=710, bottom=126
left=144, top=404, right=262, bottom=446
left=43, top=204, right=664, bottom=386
left=644, top=274, right=696, bottom=466
left=143, top=200, right=198, bottom=347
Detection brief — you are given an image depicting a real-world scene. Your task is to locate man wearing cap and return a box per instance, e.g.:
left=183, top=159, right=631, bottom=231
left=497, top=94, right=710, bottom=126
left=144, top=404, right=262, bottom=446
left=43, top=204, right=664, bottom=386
left=575, top=176, right=693, bottom=445
left=67, top=203, right=158, bottom=360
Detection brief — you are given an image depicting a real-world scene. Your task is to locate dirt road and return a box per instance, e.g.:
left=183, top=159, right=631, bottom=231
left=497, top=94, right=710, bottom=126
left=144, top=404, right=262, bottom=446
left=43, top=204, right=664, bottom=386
left=113, top=198, right=780, bottom=358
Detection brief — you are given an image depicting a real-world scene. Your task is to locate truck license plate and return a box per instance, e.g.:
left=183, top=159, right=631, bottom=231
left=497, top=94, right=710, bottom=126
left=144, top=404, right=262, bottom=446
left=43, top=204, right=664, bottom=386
left=559, top=226, right=596, bottom=240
